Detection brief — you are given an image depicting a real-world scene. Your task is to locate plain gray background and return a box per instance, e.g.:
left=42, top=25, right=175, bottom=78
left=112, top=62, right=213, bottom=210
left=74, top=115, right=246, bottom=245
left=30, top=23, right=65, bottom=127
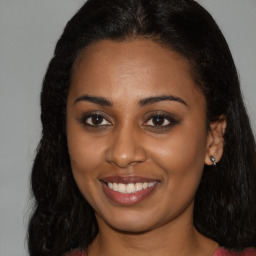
left=0, top=1, right=255, bottom=255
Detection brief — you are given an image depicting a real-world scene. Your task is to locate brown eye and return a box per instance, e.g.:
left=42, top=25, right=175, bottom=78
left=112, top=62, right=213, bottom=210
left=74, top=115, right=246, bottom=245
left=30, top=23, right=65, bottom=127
left=151, top=116, right=166, bottom=126
left=91, top=115, right=103, bottom=125
left=146, top=115, right=171, bottom=127
left=85, top=114, right=111, bottom=126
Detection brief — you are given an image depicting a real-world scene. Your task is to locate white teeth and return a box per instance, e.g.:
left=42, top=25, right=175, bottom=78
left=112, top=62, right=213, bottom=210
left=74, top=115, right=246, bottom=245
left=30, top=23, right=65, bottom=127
left=142, top=182, right=148, bottom=189
left=107, top=181, right=157, bottom=194
left=118, top=183, right=126, bottom=193
left=113, top=183, right=118, bottom=191
left=148, top=182, right=154, bottom=188
left=135, top=182, right=143, bottom=191
left=127, top=183, right=135, bottom=193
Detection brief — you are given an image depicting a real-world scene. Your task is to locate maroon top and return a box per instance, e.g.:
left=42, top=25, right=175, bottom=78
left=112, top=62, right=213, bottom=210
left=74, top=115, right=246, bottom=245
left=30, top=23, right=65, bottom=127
left=66, top=247, right=256, bottom=256
left=213, top=247, right=256, bottom=256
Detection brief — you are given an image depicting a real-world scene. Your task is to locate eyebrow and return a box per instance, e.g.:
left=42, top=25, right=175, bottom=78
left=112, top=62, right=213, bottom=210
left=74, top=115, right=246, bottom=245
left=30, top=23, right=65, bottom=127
left=73, top=95, right=113, bottom=106
left=139, top=95, right=188, bottom=107
left=73, top=94, right=188, bottom=107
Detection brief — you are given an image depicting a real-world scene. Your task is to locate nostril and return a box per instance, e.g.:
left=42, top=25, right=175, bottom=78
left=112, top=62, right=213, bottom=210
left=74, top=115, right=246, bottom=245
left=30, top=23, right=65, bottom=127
left=105, top=152, right=147, bottom=168
left=104, top=130, right=147, bottom=167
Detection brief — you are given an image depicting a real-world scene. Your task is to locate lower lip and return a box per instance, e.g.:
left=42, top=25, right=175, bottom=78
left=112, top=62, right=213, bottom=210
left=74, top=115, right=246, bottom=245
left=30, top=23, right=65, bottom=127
left=101, top=182, right=158, bottom=206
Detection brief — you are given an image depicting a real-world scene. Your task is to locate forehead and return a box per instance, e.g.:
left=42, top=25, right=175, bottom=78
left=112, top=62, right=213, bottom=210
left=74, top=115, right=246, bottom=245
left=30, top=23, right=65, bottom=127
left=70, top=39, right=205, bottom=107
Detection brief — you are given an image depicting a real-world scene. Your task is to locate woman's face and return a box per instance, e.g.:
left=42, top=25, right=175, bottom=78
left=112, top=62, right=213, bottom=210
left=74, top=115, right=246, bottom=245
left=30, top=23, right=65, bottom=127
left=67, top=39, right=212, bottom=233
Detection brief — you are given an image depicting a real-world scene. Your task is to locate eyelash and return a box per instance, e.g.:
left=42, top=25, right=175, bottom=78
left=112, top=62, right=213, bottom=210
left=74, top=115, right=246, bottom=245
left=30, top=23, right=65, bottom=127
left=79, top=112, right=112, bottom=127
left=79, top=112, right=179, bottom=131
left=143, top=113, right=178, bottom=130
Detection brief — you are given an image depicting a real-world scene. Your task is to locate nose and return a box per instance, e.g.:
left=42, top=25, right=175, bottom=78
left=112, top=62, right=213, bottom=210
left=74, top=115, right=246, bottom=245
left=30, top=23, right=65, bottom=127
left=105, top=125, right=147, bottom=168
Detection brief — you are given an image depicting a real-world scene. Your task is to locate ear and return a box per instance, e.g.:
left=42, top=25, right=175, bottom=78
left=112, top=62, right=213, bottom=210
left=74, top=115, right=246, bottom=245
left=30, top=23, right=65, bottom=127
left=205, top=115, right=226, bottom=166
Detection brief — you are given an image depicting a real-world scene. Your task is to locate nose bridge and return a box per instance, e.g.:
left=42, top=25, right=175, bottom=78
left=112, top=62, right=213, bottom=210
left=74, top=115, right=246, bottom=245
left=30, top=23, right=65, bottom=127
left=105, top=122, right=146, bottom=168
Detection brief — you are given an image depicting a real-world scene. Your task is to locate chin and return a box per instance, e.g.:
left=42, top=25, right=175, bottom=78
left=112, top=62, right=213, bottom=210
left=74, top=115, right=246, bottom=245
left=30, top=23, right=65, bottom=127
left=97, top=209, right=163, bottom=234
left=110, top=220, right=155, bottom=234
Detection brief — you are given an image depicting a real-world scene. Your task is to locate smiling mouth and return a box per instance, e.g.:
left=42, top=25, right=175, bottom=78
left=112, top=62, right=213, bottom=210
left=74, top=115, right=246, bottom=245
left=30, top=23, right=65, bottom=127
left=106, top=181, right=157, bottom=194
left=100, top=176, right=159, bottom=205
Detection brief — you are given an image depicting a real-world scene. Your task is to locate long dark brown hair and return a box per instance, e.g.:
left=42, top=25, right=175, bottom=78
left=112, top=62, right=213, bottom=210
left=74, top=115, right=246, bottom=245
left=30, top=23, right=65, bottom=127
left=28, top=0, right=256, bottom=255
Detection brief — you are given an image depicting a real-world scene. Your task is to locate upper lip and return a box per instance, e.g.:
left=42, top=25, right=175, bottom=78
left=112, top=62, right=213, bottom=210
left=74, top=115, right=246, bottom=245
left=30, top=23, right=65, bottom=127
left=100, top=176, right=159, bottom=184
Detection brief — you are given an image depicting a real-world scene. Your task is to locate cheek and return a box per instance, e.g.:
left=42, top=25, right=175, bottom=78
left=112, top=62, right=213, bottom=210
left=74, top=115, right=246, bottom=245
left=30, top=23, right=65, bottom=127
left=149, top=131, right=207, bottom=216
left=67, top=132, right=105, bottom=208
left=148, top=124, right=208, bottom=184
left=66, top=121, right=104, bottom=193
left=67, top=117, right=102, bottom=168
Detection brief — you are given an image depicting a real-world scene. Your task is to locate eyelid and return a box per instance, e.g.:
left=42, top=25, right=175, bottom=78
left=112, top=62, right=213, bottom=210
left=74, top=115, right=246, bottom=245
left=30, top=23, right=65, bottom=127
left=143, top=111, right=177, bottom=122
left=142, top=111, right=179, bottom=129
left=145, top=117, right=171, bottom=127
left=78, top=111, right=112, bottom=127
left=86, top=116, right=111, bottom=126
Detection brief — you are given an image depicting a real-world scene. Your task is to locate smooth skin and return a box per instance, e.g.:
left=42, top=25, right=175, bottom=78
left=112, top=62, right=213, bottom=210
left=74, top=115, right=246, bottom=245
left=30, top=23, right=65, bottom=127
left=66, top=39, right=226, bottom=256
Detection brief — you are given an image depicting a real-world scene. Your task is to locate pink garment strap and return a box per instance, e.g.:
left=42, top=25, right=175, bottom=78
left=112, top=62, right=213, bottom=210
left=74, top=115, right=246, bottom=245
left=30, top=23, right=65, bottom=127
left=213, top=247, right=256, bottom=256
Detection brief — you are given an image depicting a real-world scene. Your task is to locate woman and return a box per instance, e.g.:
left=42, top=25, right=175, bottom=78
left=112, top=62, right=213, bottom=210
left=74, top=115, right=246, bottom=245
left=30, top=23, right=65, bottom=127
left=28, top=0, right=256, bottom=255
